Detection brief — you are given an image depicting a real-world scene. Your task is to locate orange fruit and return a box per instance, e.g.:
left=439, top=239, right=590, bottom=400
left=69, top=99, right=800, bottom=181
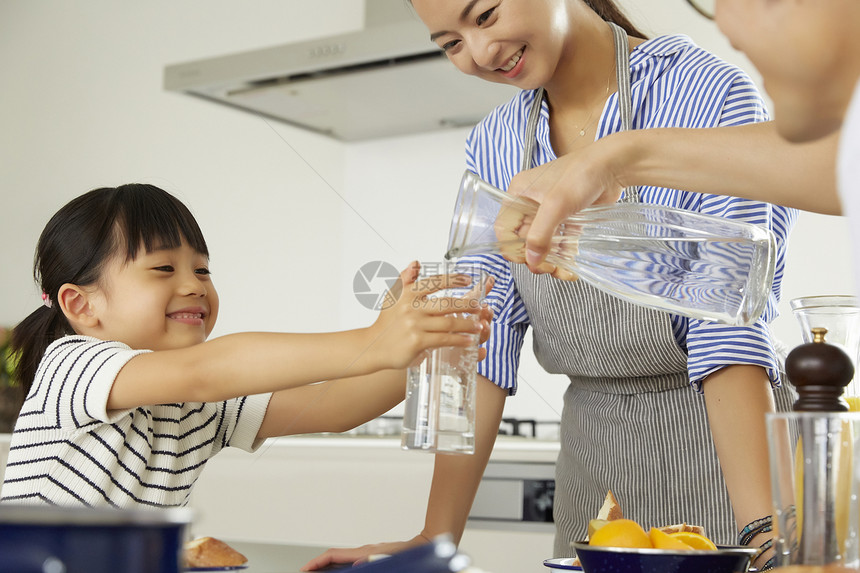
left=668, top=531, right=717, bottom=550
left=649, top=528, right=693, bottom=550
left=589, top=519, right=651, bottom=548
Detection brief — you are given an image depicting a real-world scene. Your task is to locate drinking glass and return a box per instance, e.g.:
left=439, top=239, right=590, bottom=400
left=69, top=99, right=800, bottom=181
left=401, top=263, right=488, bottom=455
left=792, top=296, right=860, bottom=402
left=445, top=171, right=777, bottom=326
left=767, top=411, right=860, bottom=570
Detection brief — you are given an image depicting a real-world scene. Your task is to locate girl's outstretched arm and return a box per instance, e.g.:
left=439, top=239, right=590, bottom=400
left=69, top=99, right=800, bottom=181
left=106, top=263, right=483, bottom=410
left=257, top=292, right=494, bottom=439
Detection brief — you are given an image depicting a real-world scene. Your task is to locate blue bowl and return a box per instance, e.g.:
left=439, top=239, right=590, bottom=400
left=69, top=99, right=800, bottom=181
left=0, top=504, right=192, bottom=573
left=571, top=541, right=758, bottom=573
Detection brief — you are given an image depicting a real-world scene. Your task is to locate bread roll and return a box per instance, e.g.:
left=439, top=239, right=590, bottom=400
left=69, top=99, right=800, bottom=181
left=183, top=536, right=248, bottom=568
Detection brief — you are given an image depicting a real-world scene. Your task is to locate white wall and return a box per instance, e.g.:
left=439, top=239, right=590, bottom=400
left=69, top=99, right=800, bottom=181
left=0, top=0, right=854, bottom=427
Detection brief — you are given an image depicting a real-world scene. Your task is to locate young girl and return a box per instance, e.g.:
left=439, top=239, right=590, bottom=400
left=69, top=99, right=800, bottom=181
left=0, top=183, right=489, bottom=508
left=304, top=0, right=797, bottom=570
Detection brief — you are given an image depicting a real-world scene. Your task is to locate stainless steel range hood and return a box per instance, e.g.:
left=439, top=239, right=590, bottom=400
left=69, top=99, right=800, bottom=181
left=163, top=0, right=517, bottom=141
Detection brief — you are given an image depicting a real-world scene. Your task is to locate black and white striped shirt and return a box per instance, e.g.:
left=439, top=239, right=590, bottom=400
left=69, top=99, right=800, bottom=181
left=1, top=336, right=271, bottom=508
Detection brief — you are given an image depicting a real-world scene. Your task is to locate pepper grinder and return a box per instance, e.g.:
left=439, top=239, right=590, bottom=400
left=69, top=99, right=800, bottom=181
left=783, top=326, right=854, bottom=565
left=786, top=327, right=853, bottom=412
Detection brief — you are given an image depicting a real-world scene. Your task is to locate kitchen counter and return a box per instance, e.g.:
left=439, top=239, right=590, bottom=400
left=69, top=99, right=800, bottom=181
left=188, top=434, right=558, bottom=573
left=218, top=539, right=537, bottom=573
left=220, top=540, right=331, bottom=573
left=0, top=433, right=559, bottom=573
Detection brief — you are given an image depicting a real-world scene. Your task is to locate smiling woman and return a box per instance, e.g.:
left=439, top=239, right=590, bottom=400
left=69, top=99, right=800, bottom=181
left=302, top=0, right=798, bottom=570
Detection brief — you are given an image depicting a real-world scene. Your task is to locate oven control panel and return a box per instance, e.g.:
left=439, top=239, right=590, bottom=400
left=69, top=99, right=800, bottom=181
left=468, top=461, right=555, bottom=532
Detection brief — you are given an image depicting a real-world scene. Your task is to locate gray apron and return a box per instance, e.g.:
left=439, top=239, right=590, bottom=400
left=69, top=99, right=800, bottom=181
left=514, top=23, right=795, bottom=556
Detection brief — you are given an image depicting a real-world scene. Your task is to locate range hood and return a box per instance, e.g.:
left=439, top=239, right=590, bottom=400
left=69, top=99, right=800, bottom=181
left=163, top=0, right=517, bottom=141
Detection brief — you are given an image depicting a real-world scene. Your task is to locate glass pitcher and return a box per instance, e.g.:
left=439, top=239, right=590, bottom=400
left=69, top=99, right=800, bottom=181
left=446, top=171, right=777, bottom=326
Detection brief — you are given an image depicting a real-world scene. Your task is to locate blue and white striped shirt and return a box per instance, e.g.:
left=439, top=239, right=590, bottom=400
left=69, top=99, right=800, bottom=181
left=465, top=34, right=797, bottom=394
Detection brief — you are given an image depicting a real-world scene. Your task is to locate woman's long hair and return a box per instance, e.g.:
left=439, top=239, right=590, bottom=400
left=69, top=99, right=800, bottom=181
left=585, top=0, right=648, bottom=39
left=11, top=184, right=208, bottom=394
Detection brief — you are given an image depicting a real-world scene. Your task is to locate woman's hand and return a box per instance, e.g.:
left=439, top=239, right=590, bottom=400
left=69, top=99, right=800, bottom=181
left=300, top=536, right=428, bottom=571
left=366, top=262, right=485, bottom=371
left=506, top=135, right=627, bottom=274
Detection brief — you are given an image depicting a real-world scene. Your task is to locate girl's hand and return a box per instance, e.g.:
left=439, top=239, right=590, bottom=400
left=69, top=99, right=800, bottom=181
left=366, top=262, right=484, bottom=371
left=476, top=301, right=494, bottom=361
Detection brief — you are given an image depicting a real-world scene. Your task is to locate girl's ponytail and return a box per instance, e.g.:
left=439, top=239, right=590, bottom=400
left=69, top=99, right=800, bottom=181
left=11, top=303, right=73, bottom=395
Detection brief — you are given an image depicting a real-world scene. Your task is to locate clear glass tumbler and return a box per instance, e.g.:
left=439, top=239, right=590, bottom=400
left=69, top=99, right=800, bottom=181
left=767, top=411, right=860, bottom=570
left=401, top=263, right=488, bottom=455
left=446, top=171, right=777, bottom=326
left=792, top=296, right=860, bottom=402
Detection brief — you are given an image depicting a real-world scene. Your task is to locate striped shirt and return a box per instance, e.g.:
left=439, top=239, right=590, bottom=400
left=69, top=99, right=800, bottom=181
left=465, top=34, right=797, bottom=393
left=0, top=336, right=271, bottom=508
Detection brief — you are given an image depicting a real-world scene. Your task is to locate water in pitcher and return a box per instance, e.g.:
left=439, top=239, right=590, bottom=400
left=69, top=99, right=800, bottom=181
left=446, top=171, right=776, bottom=326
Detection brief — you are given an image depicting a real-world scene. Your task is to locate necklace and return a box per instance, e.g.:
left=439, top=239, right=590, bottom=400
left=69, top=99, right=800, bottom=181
left=572, top=108, right=598, bottom=138
left=562, top=65, right=615, bottom=144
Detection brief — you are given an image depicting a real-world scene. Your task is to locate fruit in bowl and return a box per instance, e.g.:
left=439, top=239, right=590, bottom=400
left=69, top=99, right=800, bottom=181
left=567, top=493, right=757, bottom=573
left=571, top=541, right=757, bottom=573
left=589, top=518, right=718, bottom=551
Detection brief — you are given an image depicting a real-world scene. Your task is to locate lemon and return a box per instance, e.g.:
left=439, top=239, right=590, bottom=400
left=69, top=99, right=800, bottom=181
left=649, top=528, right=693, bottom=550
left=589, top=519, right=651, bottom=548
left=668, top=531, right=717, bottom=550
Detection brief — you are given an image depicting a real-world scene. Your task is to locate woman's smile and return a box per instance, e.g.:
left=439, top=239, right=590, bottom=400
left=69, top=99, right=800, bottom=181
left=498, top=46, right=526, bottom=78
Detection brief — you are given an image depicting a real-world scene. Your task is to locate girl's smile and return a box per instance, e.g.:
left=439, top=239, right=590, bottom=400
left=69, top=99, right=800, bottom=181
left=167, top=306, right=208, bottom=326
left=71, top=240, right=219, bottom=351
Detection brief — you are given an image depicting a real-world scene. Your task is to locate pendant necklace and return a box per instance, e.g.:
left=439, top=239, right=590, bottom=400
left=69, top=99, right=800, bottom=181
left=567, top=64, right=615, bottom=142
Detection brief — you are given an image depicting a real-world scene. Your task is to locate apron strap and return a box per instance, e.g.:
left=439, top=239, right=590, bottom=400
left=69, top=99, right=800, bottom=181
left=521, top=22, right=638, bottom=202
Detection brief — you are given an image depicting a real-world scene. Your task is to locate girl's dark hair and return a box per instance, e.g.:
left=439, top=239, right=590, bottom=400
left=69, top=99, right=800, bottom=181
left=585, top=0, right=647, bottom=39
left=11, top=184, right=208, bottom=394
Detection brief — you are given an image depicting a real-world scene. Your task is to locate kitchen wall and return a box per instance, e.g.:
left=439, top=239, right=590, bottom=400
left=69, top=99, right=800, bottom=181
left=0, top=0, right=854, bottom=426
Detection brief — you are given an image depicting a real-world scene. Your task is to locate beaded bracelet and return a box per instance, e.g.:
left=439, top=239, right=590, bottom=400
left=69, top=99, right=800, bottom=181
left=738, top=515, right=773, bottom=546
left=757, top=537, right=773, bottom=557
left=758, top=539, right=776, bottom=573
left=751, top=531, right=775, bottom=571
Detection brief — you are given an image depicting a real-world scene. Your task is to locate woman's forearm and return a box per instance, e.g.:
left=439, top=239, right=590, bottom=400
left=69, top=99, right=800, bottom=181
left=616, top=123, right=841, bottom=215
left=513, top=121, right=841, bottom=270
left=702, top=364, right=776, bottom=530
left=422, top=375, right=506, bottom=543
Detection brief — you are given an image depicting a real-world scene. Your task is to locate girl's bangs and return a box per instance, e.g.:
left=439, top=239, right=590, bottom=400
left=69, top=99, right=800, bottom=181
left=115, top=184, right=209, bottom=260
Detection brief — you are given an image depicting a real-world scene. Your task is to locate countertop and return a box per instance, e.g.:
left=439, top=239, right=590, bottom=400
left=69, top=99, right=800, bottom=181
left=218, top=540, right=331, bottom=573
left=0, top=433, right=559, bottom=573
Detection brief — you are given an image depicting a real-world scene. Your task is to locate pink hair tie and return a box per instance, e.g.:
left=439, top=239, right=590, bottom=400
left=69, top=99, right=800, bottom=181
left=41, top=292, right=53, bottom=309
